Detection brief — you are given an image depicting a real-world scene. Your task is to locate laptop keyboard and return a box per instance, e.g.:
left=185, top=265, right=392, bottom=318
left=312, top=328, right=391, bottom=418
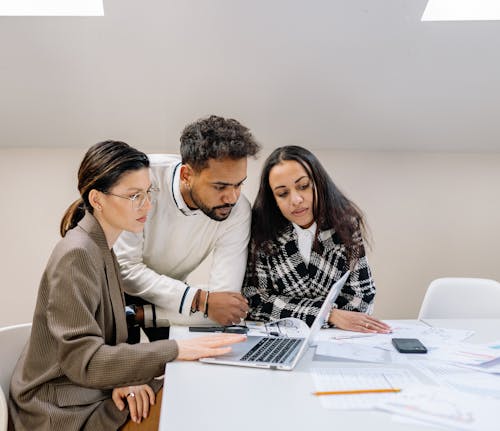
left=240, top=337, right=303, bottom=364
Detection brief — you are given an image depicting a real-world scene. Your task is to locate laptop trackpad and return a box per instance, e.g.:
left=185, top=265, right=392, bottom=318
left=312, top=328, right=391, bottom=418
left=219, top=335, right=264, bottom=360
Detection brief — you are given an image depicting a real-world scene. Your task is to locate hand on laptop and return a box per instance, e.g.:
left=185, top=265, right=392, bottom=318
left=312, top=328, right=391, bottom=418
left=206, top=292, right=249, bottom=326
left=329, top=309, right=391, bottom=333
left=176, top=333, right=247, bottom=361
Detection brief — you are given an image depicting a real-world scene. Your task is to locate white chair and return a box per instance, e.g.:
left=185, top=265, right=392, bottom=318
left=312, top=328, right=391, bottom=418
left=418, top=277, right=500, bottom=319
left=0, top=386, right=7, bottom=431
left=0, top=323, right=32, bottom=400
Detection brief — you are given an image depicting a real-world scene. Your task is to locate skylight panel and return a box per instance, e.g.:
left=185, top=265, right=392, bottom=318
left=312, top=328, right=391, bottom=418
left=422, top=0, right=500, bottom=21
left=0, top=0, right=104, bottom=16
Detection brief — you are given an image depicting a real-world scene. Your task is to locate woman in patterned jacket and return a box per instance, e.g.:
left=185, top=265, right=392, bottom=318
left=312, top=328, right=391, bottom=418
left=243, top=146, right=390, bottom=333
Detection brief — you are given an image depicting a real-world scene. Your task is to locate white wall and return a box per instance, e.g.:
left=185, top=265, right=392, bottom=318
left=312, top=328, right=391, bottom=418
left=1, top=147, right=499, bottom=326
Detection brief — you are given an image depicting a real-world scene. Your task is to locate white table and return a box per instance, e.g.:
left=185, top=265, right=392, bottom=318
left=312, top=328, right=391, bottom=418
left=159, top=319, right=499, bottom=431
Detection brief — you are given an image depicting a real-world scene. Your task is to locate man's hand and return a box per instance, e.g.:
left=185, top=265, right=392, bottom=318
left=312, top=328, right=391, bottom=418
left=206, top=292, right=249, bottom=325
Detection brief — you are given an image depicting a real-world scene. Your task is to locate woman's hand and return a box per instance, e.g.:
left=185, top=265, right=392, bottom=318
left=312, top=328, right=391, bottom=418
left=112, top=384, right=155, bottom=424
left=176, top=333, right=247, bottom=361
left=329, top=309, right=391, bottom=333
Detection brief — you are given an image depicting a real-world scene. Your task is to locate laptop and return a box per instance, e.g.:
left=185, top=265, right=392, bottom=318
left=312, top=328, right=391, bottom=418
left=200, top=271, right=350, bottom=371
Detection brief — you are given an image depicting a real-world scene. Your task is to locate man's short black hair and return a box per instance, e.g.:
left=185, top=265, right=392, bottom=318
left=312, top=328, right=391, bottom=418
left=180, top=115, right=260, bottom=171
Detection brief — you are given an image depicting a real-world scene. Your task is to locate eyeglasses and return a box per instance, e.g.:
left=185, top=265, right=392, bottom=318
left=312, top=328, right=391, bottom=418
left=103, top=187, right=159, bottom=210
left=264, top=319, right=301, bottom=337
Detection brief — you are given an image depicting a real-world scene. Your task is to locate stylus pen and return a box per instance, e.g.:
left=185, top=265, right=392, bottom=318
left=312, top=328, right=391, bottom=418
left=313, top=388, right=401, bottom=396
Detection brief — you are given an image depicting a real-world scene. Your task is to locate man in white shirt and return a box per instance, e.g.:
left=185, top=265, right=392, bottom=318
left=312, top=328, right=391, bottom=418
left=114, top=115, right=261, bottom=335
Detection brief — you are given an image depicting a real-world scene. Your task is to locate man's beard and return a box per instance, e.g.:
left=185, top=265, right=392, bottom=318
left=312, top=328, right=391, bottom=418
left=189, top=188, right=235, bottom=221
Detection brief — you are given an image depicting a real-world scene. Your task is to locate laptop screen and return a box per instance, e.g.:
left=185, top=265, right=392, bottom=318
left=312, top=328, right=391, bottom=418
left=307, top=271, right=350, bottom=346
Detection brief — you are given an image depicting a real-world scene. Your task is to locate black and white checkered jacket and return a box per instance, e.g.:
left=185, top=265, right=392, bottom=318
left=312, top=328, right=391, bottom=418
left=242, top=223, right=376, bottom=327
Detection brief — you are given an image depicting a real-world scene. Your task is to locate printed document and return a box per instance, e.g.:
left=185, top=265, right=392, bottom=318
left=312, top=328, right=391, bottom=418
left=377, top=386, right=500, bottom=431
left=311, top=367, right=422, bottom=410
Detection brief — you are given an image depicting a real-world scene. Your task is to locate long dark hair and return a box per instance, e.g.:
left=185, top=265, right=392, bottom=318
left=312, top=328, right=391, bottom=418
left=60, top=140, right=149, bottom=237
left=251, top=146, right=368, bottom=262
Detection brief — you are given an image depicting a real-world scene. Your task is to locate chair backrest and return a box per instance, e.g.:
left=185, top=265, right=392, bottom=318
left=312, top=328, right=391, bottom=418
left=418, top=277, right=500, bottom=319
left=0, top=386, right=7, bottom=431
left=0, top=323, right=32, bottom=396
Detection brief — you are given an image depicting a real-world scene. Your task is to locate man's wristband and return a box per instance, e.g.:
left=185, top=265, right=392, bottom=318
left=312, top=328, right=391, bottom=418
left=190, top=289, right=202, bottom=314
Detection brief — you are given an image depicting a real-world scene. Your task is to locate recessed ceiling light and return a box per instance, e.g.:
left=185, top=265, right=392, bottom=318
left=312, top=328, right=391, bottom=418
left=422, top=0, right=500, bottom=21
left=0, top=0, right=104, bottom=16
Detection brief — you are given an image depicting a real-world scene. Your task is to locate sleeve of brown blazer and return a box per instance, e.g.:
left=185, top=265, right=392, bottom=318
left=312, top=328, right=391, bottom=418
left=46, top=245, right=178, bottom=389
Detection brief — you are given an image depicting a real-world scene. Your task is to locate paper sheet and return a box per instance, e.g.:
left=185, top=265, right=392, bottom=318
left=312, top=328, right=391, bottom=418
left=315, top=341, right=388, bottom=363
left=461, top=357, right=500, bottom=374
left=427, top=342, right=500, bottom=366
left=314, top=321, right=474, bottom=352
left=311, top=367, right=422, bottom=410
left=377, top=386, right=500, bottom=431
left=414, top=361, right=500, bottom=398
left=488, top=340, right=500, bottom=350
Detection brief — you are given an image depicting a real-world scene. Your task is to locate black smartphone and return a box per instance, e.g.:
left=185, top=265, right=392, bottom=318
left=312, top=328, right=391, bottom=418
left=391, top=338, right=427, bottom=354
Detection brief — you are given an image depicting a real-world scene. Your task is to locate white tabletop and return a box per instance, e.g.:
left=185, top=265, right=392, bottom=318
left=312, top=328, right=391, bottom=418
left=160, top=319, right=500, bottom=431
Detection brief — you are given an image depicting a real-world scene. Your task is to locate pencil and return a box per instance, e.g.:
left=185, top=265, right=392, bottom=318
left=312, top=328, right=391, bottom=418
left=313, top=388, right=401, bottom=396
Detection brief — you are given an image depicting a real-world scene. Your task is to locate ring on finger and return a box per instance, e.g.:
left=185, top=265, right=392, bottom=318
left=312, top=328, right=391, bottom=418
left=127, top=392, right=135, bottom=398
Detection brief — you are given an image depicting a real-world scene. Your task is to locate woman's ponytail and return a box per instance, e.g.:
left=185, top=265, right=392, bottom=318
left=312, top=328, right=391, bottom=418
left=60, top=198, right=85, bottom=237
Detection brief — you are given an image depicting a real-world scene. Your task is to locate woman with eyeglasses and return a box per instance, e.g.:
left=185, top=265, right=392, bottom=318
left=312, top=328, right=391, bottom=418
left=243, top=146, right=390, bottom=333
left=9, top=141, right=245, bottom=431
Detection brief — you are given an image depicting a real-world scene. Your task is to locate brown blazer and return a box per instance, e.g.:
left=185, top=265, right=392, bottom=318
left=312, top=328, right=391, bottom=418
left=9, top=213, right=178, bottom=431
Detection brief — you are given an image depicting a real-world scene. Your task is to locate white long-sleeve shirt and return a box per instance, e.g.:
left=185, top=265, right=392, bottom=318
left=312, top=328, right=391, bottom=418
left=292, top=222, right=317, bottom=266
left=114, top=154, right=251, bottom=325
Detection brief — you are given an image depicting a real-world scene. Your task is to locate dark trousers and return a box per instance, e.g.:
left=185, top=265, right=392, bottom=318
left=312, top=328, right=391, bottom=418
left=124, top=293, right=170, bottom=343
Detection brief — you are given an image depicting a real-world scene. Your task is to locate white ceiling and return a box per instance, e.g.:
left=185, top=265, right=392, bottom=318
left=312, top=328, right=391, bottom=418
left=1, top=0, right=499, bottom=151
